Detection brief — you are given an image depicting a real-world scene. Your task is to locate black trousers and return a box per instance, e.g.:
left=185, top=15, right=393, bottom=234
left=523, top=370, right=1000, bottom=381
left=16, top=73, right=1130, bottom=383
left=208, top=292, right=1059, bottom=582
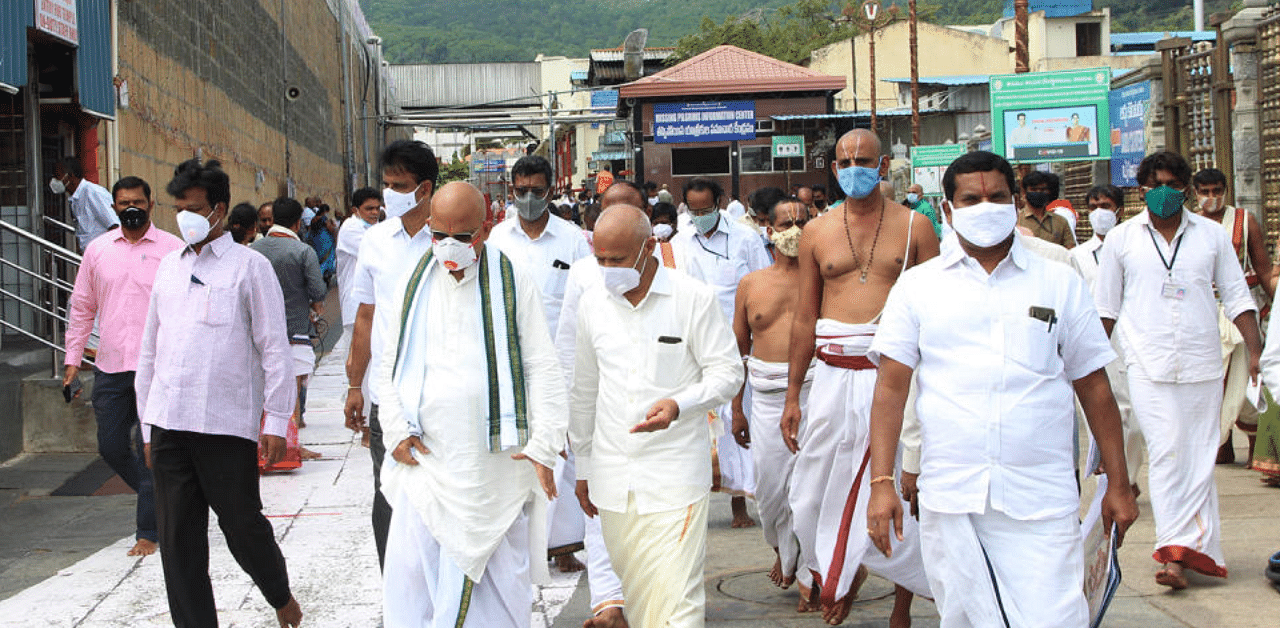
left=91, top=369, right=156, bottom=541
left=151, top=427, right=291, bottom=628
left=369, top=404, right=392, bottom=569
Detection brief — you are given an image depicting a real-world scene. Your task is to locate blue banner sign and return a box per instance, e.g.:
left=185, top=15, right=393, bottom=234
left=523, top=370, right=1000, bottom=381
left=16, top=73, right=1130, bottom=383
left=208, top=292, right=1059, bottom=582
left=653, top=100, right=756, bottom=144
left=1109, top=81, right=1150, bottom=188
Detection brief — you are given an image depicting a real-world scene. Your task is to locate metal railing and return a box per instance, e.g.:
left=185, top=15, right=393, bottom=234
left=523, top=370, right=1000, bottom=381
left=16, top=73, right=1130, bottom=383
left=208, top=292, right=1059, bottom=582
left=0, top=218, right=90, bottom=375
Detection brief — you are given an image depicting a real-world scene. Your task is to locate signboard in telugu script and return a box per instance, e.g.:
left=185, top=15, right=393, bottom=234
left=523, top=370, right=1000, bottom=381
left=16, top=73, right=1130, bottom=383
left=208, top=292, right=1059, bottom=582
left=653, top=101, right=756, bottom=144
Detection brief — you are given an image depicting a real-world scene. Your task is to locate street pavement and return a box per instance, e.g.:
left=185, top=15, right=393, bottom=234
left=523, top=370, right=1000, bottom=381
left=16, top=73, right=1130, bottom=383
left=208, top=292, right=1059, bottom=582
left=1, top=331, right=1279, bottom=626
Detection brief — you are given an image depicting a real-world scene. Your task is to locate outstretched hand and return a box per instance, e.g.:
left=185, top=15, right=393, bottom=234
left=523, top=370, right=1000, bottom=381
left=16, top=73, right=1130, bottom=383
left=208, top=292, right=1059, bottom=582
left=633, top=399, right=679, bottom=433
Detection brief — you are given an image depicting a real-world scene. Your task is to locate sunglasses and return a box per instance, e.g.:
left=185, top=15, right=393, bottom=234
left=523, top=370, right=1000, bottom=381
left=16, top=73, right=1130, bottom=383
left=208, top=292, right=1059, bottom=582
left=431, top=229, right=478, bottom=244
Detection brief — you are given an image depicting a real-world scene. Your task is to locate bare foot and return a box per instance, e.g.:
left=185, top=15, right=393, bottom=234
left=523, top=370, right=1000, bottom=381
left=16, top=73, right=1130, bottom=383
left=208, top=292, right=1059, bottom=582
left=583, top=606, right=628, bottom=628
left=127, top=539, right=157, bottom=556
left=796, top=582, right=821, bottom=613
left=1155, top=563, right=1189, bottom=590
left=769, top=554, right=785, bottom=587
left=850, top=564, right=869, bottom=600
left=821, top=592, right=854, bottom=625
left=360, top=427, right=370, bottom=448
left=296, top=415, right=307, bottom=429
left=300, top=447, right=322, bottom=460
left=730, top=496, right=756, bottom=528
left=555, top=554, right=586, bottom=573
left=890, top=585, right=913, bottom=628
left=275, top=596, right=303, bottom=628
left=1131, top=483, right=1141, bottom=499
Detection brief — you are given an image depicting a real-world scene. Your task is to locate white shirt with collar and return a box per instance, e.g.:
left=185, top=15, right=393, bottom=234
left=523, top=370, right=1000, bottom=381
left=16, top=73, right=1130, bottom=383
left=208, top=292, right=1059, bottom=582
left=870, top=236, right=1115, bottom=520
left=669, top=213, right=771, bottom=319
left=69, top=179, right=120, bottom=250
left=570, top=263, right=744, bottom=514
left=1095, top=209, right=1255, bottom=383
left=488, top=213, right=593, bottom=332
left=336, top=215, right=374, bottom=327
left=351, top=216, right=433, bottom=405
left=1068, top=235, right=1104, bottom=291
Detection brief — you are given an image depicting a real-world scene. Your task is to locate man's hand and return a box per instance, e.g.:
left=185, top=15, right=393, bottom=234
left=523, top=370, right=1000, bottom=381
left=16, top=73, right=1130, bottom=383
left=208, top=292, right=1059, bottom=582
left=343, top=388, right=366, bottom=431
left=310, top=301, right=324, bottom=318
left=731, top=404, right=750, bottom=448
left=392, top=436, right=429, bottom=465
left=144, top=443, right=152, bottom=469
left=1250, top=349, right=1261, bottom=384
left=866, top=483, right=904, bottom=558
left=260, top=434, right=287, bottom=466
left=575, top=480, right=598, bottom=517
left=512, top=452, right=556, bottom=499
left=900, top=471, right=918, bottom=504
left=780, top=401, right=802, bottom=453
left=632, top=399, right=679, bottom=433
left=62, top=365, right=82, bottom=399
left=1100, top=480, right=1139, bottom=548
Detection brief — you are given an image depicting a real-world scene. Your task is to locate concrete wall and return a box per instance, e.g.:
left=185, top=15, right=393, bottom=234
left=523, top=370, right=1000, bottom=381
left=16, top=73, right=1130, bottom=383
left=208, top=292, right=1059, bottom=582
left=114, top=0, right=384, bottom=232
left=22, top=376, right=96, bottom=454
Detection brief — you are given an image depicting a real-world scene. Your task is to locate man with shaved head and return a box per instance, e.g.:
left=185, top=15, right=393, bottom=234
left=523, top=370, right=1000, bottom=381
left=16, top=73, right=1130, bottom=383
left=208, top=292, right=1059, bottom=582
left=783, top=129, right=938, bottom=625
left=571, top=205, right=743, bottom=628
left=376, top=181, right=568, bottom=627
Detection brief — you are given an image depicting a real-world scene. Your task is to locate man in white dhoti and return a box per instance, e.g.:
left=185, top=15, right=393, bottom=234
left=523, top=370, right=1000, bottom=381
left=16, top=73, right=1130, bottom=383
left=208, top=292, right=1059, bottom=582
left=571, top=205, right=743, bottom=628
left=867, top=150, right=1139, bottom=628
left=1096, top=151, right=1261, bottom=589
left=667, top=177, right=771, bottom=528
left=376, top=182, right=567, bottom=627
left=729, top=195, right=811, bottom=600
left=781, top=129, right=939, bottom=626
left=488, top=155, right=593, bottom=574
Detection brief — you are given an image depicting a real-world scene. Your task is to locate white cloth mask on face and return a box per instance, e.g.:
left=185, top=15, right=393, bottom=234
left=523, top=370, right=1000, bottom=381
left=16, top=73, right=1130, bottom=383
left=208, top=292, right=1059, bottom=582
left=176, top=209, right=214, bottom=246
left=384, top=182, right=423, bottom=218
left=433, top=237, right=478, bottom=271
left=1087, top=208, right=1117, bottom=236
left=601, top=249, right=648, bottom=298
left=950, top=202, right=1017, bottom=248
left=652, top=223, right=674, bottom=240
left=49, top=177, right=66, bottom=195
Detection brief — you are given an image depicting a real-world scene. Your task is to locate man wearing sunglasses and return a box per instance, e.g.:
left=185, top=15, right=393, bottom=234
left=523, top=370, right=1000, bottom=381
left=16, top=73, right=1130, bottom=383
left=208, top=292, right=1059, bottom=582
left=377, top=181, right=567, bottom=627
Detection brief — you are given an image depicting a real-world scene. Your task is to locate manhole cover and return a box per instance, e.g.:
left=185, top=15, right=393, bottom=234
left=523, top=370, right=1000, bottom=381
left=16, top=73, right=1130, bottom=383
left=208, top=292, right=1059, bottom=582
left=716, top=569, right=896, bottom=605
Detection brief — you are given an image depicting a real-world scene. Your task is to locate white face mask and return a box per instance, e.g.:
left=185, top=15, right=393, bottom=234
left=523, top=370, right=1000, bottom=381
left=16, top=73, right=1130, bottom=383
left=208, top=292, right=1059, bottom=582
left=1088, top=208, right=1117, bottom=236
left=652, top=223, right=674, bottom=240
left=384, top=182, right=423, bottom=218
left=49, top=177, right=66, bottom=195
left=601, top=248, right=648, bottom=298
left=176, top=208, right=216, bottom=246
left=1198, top=195, right=1222, bottom=213
left=433, top=237, right=479, bottom=271
left=951, top=202, right=1017, bottom=248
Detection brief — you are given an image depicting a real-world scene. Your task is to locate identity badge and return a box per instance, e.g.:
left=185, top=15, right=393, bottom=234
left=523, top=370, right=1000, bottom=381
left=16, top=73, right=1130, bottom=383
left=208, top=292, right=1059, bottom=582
left=1161, top=282, right=1185, bottom=300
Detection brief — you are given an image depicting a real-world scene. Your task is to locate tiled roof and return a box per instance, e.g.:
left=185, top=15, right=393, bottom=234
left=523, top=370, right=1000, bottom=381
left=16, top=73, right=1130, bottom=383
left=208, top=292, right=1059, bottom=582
left=618, top=45, right=845, bottom=99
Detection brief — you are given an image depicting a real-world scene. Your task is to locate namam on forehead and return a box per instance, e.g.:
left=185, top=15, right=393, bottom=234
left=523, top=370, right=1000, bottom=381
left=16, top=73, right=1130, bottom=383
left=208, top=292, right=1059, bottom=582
left=429, top=181, right=486, bottom=231
left=600, top=183, right=645, bottom=209
left=594, top=204, right=651, bottom=246
left=835, top=129, right=882, bottom=163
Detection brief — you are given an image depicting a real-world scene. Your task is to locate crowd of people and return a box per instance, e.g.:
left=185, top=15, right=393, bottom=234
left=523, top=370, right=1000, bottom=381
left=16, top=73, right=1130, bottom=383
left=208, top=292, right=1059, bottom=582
left=53, top=131, right=1280, bottom=628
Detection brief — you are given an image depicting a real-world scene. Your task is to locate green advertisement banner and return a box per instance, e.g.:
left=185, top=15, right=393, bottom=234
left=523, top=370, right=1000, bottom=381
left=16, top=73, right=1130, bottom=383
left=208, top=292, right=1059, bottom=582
left=911, top=144, right=968, bottom=195
left=990, top=68, right=1112, bottom=164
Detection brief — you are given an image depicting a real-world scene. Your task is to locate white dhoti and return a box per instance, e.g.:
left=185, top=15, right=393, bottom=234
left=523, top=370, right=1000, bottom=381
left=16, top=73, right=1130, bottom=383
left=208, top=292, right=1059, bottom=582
left=789, top=320, right=931, bottom=606
left=715, top=401, right=756, bottom=497
left=583, top=513, right=625, bottom=615
left=1128, top=376, right=1228, bottom=577
left=600, top=494, right=709, bottom=628
left=547, top=452, right=585, bottom=554
left=746, top=357, right=810, bottom=584
left=919, top=500, right=1087, bottom=628
left=384, top=491, right=532, bottom=628
left=1219, top=308, right=1258, bottom=440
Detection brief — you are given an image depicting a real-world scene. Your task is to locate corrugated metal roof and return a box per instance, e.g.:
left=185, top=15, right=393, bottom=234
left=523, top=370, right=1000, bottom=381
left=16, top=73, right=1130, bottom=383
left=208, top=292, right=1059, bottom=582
left=0, top=1, right=34, bottom=89
left=1111, top=31, right=1215, bottom=47
left=882, top=75, right=990, bottom=86
left=1002, top=0, right=1092, bottom=19
left=589, top=48, right=674, bottom=63
left=76, top=0, right=114, bottom=118
left=619, top=45, right=844, bottom=99
left=390, top=63, right=541, bottom=109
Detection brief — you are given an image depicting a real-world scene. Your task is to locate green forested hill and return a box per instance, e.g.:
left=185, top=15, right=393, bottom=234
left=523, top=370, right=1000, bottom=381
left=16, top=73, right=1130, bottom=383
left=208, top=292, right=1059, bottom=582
left=359, top=0, right=1241, bottom=65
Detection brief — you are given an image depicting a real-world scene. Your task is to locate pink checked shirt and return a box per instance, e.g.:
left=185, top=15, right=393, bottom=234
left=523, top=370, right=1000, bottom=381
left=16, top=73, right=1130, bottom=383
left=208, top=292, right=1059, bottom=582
left=65, top=224, right=184, bottom=373
left=136, top=233, right=295, bottom=443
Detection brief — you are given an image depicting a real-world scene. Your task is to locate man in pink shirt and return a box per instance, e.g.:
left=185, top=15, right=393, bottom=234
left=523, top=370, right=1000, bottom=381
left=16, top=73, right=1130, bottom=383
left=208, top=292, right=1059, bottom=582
left=136, top=159, right=302, bottom=628
left=63, top=175, right=183, bottom=557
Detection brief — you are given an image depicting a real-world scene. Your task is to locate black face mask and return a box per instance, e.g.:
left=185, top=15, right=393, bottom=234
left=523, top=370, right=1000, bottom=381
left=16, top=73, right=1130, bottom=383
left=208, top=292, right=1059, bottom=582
left=814, top=200, right=827, bottom=210
left=119, top=208, right=148, bottom=230
left=1025, top=191, right=1055, bottom=209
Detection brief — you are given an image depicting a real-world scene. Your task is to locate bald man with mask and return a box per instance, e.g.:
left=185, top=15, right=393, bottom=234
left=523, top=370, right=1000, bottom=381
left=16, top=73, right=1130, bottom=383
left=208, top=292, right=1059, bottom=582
left=571, top=205, right=742, bottom=628
left=375, top=182, right=567, bottom=627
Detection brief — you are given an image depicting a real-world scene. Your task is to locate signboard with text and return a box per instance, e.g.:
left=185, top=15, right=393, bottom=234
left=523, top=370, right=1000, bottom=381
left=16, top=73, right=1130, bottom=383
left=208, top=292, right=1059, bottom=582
left=1109, top=81, right=1150, bottom=188
left=990, top=68, right=1112, bottom=163
left=653, top=100, right=755, bottom=144
left=36, top=0, right=78, bottom=45
left=772, top=135, right=805, bottom=158
left=911, top=144, right=968, bottom=195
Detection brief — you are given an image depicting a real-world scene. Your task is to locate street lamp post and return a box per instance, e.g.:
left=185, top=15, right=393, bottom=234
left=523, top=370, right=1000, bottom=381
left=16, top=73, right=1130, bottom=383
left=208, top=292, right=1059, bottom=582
left=863, top=1, right=881, bottom=132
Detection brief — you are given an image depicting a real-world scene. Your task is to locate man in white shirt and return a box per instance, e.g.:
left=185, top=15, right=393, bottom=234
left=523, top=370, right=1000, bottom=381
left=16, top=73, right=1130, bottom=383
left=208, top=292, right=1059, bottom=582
left=867, top=150, right=1138, bottom=627
left=344, top=140, right=437, bottom=568
left=1068, top=185, right=1144, bottom=493
left=488, top=155, right=593, bottom=574
left=726, top=194, right=747, bottom=221
left=1096, top=150, right=1261, bottom=590
left=781, top=129, right=937, bottom=625
left=553, top=180, right=646, bottom=628
left=376, top=182, right=566, bottom=627
left=336, top=187, right=382, bottom=339
left=54, top=157, right=120, bottom=250
left=137, top=159, right=302, bottom=628
left=669, top=177, right=770, bottom=528
left=571, top=205, right=743, bottom=628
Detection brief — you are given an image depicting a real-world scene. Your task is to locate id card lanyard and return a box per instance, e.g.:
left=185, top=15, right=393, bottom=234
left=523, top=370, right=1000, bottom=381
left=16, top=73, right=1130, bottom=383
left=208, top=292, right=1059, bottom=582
left=1146, top=225, right=1185, bottom=300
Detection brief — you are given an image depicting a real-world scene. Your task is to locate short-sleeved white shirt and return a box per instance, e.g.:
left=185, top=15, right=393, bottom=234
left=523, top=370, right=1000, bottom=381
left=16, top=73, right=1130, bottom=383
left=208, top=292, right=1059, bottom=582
left=487, top=214, right=593, bottom=332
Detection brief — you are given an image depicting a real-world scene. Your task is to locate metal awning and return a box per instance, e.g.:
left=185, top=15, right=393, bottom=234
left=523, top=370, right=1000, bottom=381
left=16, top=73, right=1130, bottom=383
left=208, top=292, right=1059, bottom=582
left=772, top=108, right=948, bottom=121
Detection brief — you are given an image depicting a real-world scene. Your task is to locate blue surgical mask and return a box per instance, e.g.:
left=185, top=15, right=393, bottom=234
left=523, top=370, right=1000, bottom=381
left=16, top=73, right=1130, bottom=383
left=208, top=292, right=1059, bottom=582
left=905, top=193, right=920, bottom=205
left=838, top=159, right=883, bottom=200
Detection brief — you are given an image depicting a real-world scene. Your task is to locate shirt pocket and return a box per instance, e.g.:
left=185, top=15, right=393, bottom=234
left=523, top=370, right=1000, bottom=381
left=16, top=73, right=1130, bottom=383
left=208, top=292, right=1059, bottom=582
left=1004, top=314, right=1061, bottom=376
left=200, top=285, right=237, bottom=328
left=545, top=265, right=569, bottom=299
left=649, top=339, right=686, bottom=390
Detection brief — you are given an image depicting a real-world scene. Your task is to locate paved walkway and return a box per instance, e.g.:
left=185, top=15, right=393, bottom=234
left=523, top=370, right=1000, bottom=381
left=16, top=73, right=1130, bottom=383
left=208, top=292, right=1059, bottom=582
left=2, top=333, right=1279, bottom=626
